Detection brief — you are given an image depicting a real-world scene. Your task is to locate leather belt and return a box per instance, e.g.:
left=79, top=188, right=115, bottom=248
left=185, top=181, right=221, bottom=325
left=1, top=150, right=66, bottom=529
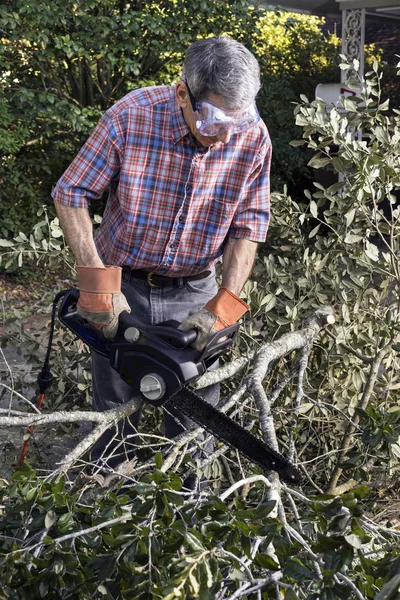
left=129, top=269, right=211, bottom=288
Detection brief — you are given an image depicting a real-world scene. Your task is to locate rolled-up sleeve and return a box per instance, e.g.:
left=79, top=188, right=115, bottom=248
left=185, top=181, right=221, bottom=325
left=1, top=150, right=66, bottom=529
left=52, top=113, right=122, bottom=208
left=228, top=141, right=271, bottom=242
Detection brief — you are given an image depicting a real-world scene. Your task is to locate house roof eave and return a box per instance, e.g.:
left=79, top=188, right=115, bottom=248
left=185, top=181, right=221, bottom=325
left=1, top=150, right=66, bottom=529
left=264, top=0, right=400, bottom=19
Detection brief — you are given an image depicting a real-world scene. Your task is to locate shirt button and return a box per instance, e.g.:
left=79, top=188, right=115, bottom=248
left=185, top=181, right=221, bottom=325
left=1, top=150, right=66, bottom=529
left=179, top=216, right=185, bottom=223
left=170, top=243, right=177, bottom=249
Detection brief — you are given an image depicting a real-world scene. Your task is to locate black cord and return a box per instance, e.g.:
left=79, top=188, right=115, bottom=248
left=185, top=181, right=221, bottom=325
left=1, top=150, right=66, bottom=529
left=37, top=290, right=68, bottom=394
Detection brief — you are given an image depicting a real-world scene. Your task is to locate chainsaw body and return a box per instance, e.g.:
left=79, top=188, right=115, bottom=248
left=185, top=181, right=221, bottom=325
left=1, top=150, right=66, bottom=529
left=58, top=288, right=239, bottom=406
left=58, top=288, right=302, bottom=483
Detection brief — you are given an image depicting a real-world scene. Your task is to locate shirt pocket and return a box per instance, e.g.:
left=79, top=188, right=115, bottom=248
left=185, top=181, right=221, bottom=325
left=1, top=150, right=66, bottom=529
left=202, top=196, right=238, bottom=228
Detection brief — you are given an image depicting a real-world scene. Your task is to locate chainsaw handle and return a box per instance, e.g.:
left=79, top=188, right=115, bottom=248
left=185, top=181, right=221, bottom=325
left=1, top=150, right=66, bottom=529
left=199, top=323, right=240, bottom=362
left=150, top=325, right=198, bottom=348
left=117, top=311, right=198, bottom=348
left=59, top=288, right=237, bottom=356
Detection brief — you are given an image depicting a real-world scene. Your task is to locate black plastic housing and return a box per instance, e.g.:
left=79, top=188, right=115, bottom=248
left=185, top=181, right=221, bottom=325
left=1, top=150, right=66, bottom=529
left=58, top=288, right=239, bottom=406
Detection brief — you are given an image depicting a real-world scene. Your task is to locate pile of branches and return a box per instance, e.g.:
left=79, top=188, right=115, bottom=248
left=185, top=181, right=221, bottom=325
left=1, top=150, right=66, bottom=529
left=1, top=307, right=399, bottom=599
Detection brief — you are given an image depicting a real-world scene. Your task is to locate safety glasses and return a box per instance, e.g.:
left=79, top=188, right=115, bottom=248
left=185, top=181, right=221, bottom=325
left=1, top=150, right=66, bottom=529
left=185, top=81, right=260, bottom=137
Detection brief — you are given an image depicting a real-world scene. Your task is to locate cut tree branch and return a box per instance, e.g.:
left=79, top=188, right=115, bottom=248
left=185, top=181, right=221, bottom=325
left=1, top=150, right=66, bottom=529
left=328, top=344, right=392, bottom=493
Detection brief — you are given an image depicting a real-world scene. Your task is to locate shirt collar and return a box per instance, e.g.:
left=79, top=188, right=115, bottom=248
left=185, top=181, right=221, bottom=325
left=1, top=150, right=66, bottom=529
left=169, top=86, right=192, bottom=144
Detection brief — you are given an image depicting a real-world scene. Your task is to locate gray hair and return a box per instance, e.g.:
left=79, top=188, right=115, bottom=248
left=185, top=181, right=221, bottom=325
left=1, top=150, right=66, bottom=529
left=181, top=36, right=260, bottom=109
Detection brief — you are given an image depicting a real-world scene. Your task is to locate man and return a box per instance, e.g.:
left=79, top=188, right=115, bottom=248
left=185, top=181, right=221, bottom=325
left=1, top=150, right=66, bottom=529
left=52, top=36, right=271, bottom=477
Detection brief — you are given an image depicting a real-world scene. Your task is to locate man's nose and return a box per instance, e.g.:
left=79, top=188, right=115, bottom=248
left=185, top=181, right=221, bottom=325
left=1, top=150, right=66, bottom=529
left=216, top=129, right=232, bottom=144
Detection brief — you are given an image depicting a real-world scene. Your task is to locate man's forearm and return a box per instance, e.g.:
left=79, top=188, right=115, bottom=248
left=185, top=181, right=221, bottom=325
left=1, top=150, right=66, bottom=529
left=54, top=201, right=104, bottom=267
left=221, top=238, right=258, bottom=296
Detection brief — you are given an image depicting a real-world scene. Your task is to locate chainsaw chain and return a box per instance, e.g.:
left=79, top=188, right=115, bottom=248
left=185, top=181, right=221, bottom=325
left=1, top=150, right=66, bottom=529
left=167, top=386, right=302, bottom=484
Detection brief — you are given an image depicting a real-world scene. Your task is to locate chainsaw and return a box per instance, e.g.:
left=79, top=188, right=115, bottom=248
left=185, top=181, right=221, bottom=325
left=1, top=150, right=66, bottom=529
left=57, top=288, right=301, bottom=484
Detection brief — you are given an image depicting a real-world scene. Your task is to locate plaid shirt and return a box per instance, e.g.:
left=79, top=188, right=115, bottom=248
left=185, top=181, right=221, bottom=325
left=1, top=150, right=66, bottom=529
left=52, top=86, right=271, bottom=276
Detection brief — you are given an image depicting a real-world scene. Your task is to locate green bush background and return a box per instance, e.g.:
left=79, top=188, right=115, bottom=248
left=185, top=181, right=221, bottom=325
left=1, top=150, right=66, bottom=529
left=0, top=0, right=344, bottom=235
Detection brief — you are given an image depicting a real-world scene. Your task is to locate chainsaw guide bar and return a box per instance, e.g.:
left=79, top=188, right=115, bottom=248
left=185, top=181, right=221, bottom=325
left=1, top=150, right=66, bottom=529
left=168, top=387, right=302, bottom=484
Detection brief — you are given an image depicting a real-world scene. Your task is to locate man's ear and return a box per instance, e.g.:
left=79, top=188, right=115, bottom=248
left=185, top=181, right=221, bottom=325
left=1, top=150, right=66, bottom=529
left=175, top=81, right=189, bottom=108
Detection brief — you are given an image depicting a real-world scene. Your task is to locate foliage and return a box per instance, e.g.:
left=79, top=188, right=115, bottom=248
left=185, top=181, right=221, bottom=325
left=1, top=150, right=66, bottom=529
left=2, top=182, right=400, bottom=599
left=252, top=12, right=341, bottom=190
left=1, top=309, right=92, bottom=413
left=0, top=463, right=399, bottom=599
left=252, top=12, right=383, bottom=191
left=2, top=12, right=400, bottom=598
left=0, top=0, right=262, bottom=235
left=9, top=65, right=400, bottom=492
left=0, top=206, right=73, bottom=272
left=239, top=59, right=400, bottom=496
left=0, top=206, right=91, bottom=472
left=0, top=0, right=348, bottom=236
left=0, top=297, right=92, bottom=477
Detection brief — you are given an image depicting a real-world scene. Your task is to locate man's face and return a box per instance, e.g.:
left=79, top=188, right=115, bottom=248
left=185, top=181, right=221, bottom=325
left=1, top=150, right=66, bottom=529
left=175, top=82, right=236, bottom=147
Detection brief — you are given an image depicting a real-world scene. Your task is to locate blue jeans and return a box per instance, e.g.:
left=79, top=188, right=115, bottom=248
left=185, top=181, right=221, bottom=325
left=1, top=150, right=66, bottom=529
left=90, top=268, right=219, bottom=468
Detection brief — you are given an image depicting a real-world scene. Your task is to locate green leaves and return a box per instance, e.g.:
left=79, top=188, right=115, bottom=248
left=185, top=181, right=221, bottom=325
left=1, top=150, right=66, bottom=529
left=307, top=153, right=331, bottom=169
left=284, top=558, right=315, bottom=582
left=0, top=206, right=71, bottom=272
left=0, top=0, right=266, bottom=236
left=1, top=8, right=400, bottom=600
left=1, top=462, right=399, bottom=600
left=309, top=200, right=318, bottom=218
left=44, top=510, right=57, bottom=529
left=375, top=574, right=400, bottom=600
left=344, top=533, right=362, bottom=550
left=185, top=531, right=206, bottom=553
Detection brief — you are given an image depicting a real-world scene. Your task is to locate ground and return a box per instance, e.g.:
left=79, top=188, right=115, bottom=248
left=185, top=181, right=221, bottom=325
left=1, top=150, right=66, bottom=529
left=0, top=266, right=91, bottom=481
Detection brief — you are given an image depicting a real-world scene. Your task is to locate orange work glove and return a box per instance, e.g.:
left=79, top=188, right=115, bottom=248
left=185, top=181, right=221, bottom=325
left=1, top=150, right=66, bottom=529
left=76, top=266, right=131, bottom=339
left=179, top=287, right=249, bottom=352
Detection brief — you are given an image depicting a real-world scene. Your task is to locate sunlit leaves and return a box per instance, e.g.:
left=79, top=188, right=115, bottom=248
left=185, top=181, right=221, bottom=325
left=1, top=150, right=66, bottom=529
left=2, top=465, right=398, bottom=599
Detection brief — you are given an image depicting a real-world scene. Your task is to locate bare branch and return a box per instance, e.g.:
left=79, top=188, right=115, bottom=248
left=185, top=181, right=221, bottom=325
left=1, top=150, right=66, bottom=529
left=328, top=344, right=392, bottom=493
left=289, top=346, right=311, bottom=461
left=11, top=514, right=132, bottom=558
left=223, top=572, right=283, bottom=600
left=193, top=353, right=253, bottom=389
left=50, top=399, right=143, bottom=476
left=333, top=573, right=366, bottom=600
left=0, top=383, right=42, bottom=414
left=247, top=307, right=335, bottom=452
left=219, top=475, right=271, bottom=501
left=0, top=347, right=15, bottom=412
